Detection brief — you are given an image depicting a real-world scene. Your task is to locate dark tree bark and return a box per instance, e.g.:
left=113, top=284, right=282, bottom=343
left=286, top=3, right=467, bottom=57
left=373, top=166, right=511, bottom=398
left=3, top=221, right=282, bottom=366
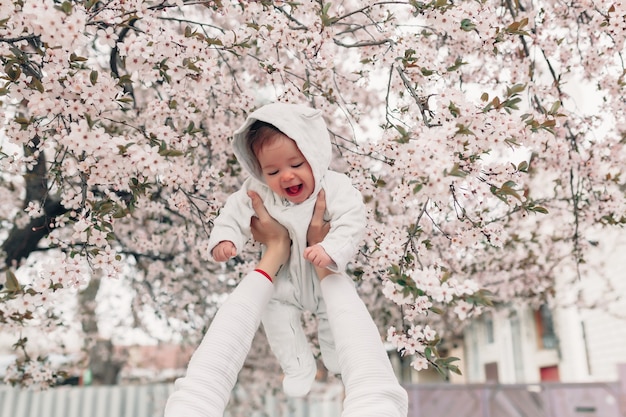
left=2, top=201, right=67, bottom=267
left=2, top=138, right=68, bottom=270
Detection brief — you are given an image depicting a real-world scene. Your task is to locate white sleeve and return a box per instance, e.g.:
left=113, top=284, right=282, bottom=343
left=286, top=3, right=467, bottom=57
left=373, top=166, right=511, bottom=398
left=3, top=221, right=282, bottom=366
left=318, top=173, right=366, bottom=272
left=320, top=273, right=408, bottom=417
left=163, top=271, right=273, bottom=417
left=206, top=187, right=255, bottom=262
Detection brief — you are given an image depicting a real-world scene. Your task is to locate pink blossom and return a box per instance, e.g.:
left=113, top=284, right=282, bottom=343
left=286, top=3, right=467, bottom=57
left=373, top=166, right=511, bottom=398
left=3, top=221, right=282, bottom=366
left=410, top=356, right=429, bottom=372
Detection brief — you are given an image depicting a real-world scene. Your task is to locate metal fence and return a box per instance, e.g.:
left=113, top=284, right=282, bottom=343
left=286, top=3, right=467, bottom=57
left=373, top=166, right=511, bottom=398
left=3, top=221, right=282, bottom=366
left=1, top=381, right=624, bottom=417
left=0, top=383, right=173, bottom=417
left=405, top=382, right=624, bottom=417
left=0, top=382, right=344, bottom=417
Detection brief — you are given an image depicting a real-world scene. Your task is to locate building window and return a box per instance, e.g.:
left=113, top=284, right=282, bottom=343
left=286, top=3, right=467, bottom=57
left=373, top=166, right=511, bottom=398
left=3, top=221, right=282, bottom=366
left=485, top=362, right=499, bottom=382
left=540, top=365, right=560, bottom=382
left=534, top=304, right=557, bottom=349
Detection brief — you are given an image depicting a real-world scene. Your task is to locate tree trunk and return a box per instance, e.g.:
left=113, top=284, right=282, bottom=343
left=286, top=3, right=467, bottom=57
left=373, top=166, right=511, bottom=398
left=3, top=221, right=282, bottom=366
left=2, top=139, right=67, bottom=271
left=78, top=272, right=125, bottom=385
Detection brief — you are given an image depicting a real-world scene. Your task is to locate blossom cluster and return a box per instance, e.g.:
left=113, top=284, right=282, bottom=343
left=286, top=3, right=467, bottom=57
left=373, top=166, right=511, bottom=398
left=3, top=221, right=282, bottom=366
left=0, top=0, right=624, bottom=394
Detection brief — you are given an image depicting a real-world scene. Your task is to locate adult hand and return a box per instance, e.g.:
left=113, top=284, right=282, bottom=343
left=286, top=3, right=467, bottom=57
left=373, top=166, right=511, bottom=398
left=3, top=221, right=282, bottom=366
left=249, top=191, right=291, bottom=276
left=306, top=189, right=330, bottom=246
left=306, top=190, right=334, bottom=280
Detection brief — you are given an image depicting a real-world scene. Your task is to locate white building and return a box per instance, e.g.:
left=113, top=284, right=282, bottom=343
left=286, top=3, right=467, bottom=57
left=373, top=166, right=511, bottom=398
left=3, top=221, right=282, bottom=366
left=462, top=228, right=626, bottom=384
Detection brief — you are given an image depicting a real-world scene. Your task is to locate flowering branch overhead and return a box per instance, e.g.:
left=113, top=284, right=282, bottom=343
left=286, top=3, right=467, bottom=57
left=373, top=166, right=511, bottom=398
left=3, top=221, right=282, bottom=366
left=0, top=0, right=624, bottom=394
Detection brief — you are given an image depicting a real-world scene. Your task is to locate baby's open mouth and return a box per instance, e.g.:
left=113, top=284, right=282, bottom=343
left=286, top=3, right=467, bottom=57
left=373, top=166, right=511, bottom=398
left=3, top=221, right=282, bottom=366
left=285, top=185, right=303, bottom=196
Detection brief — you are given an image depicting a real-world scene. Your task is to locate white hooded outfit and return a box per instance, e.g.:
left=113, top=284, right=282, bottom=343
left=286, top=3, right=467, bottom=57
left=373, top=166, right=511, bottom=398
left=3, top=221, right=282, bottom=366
left=207, top=102, right=366, bottom=396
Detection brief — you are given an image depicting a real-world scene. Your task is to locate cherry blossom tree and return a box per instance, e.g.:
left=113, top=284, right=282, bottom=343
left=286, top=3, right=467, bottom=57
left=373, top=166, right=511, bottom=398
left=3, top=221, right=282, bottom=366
left=0, top=0, right=624, bottom=396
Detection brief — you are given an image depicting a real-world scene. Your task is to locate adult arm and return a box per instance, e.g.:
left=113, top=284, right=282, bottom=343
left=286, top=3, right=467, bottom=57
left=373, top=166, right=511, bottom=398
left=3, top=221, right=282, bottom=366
left=308, top=196, right=408, bottom=417
left=318, top=273, right=408, bottom=417
left=163, top=191, right=290, bottom=417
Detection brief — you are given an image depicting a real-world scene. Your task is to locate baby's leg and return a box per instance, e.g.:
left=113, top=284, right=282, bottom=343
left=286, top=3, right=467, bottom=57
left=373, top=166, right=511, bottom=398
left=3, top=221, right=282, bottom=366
left=316, top=311, right=340, bottom=375
left=320, top=273, right=408, bottom=417
left=262, top=300, right=317, bottom=397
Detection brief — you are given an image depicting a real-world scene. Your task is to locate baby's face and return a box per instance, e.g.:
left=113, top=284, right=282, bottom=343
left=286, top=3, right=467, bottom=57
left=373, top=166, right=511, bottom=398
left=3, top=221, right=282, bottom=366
left=255, top=133, right=315, bottom=204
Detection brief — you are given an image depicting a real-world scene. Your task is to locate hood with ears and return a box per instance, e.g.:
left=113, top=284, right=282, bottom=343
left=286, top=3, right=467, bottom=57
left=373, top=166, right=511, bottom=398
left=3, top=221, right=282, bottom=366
left=232, top=102, right=332, bottom=195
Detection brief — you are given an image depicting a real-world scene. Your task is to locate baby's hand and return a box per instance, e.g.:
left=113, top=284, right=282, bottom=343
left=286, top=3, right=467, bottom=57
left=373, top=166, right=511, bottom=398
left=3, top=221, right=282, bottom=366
left=304, top=244, right=333, bottom=268
left=212, top=241, right=237, bottom=262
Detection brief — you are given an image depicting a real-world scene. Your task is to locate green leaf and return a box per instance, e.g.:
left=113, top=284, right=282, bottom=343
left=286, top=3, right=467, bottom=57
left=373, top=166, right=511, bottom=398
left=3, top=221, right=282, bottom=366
left=429, top=306, right=444, bottom=315
left=529, top=205, right=548, bottom=214
left=548, top=100, right=561, bottom=115
left=446, top=163, right=467, bottom=177
left=424, top=347, right=433, bottom=360
left=5, top=270, right=21, bottom=293
left=441, top=356, right=461, bottom=365
left=460, top=19, right=476, bottom=32
left=455, top=123, right=475, bottom=136
left=504, top=97, right=522, bottom=110
left=70, top=53, right=88, bottom=62
left=394, top=124, right=410, bottom=143
left=112, top=207, right=128, bottom=218
left=448, top=101, right=461, bottom=117
left=158, top=148, right=185, bottom=157
left=505, top=137, right=521, bottom=147
left=28, top=77, right=44, bottom=93
left=60, top=1, right=73, bottom=14
left=90, top=70, right=98, bottom=86
left=446, top=57, right=467, bottom=72
left=206, top=37, right=223, bottom=46
left=447, top=364, right=462, bottom=375
left=517, top=160, right=528, bottom=172
left=506, top=83, right=526, bottom=96
left=320, top=2, right=337, bottom=26
left=506, top=18, right=530, bottom=36
left=500, top=181, right=522, bottom=201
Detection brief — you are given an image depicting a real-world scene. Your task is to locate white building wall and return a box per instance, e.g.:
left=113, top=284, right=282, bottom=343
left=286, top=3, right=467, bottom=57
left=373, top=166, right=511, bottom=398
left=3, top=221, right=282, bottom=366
left=516, top=309, right=542, bottom=382
left=463, top=228, right=626, bottom=384
left=584, top=307, right=626, bottom=380
left=578, top=228, right=626, bottom=381
left=553, top=307, right=590, bottom=381
left=498, top=314, right=516, bottom=383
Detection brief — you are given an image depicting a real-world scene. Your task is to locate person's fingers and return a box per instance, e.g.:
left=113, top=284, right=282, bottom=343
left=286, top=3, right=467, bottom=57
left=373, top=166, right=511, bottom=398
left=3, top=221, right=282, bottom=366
left=250, top=215, right=261, bottom=240
left=307, top=190, right=329, bottom=247
left=311, top=189, right=326, bottom=225
left=248, top=190, right=269, bottom=220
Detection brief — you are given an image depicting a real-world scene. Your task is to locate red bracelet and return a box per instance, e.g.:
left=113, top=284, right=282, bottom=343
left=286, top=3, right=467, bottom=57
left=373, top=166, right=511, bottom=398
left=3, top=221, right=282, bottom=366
left=254, top=268, right=273, bottom=283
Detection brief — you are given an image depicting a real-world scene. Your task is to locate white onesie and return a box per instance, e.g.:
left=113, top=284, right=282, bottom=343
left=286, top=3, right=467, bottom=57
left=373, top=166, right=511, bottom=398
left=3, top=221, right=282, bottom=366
left=207, top=103, right=366, bottom=396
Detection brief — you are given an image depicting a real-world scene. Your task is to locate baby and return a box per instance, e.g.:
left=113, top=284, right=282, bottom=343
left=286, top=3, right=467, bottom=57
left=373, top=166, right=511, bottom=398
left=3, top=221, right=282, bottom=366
left=208, top=102, right=366, bottom=397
